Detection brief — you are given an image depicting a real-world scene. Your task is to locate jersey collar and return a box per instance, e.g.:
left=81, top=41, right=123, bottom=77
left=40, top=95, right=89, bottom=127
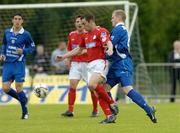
left=10, top=27, right=25, bottom=34
left=115, top=22, right=125, bottom=27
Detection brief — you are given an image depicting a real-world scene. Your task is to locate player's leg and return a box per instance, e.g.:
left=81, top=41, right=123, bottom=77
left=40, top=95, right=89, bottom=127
left=61, top=79, right=80, bottom=117
left=105, top=66, right=119, bottom=100
left=90, top=91, right=99, bottom=117
left=118, top=67, right=157, bottom=123
left=105, top=72, right=120, bottom=115
left=2, top=62, right=19, bottom=100
left=88, top=73, right=116, bottom=123
left=61, top=62, right=80, bottom=117
left=88, top=69, right=114, bottom=106
left=122, top=85, right=157, bottom=123
left=2, top=81, right=19, bottom=101
left=16, top=82, right=28, bottom=119
left=81, top=62, right=99, bottom=117
left=14, top=62, right=28, bottom=119
left=118, top=58, right=157, bottom=123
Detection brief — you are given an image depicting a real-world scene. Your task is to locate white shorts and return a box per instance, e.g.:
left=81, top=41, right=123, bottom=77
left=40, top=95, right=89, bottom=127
left=69, top=62, right=88, bottom=82
left=87, top=59, right=109, bottom=84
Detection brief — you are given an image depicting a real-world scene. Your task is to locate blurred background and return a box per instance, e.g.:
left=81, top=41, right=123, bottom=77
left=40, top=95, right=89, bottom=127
left=0, top=0, right=179, bottom=104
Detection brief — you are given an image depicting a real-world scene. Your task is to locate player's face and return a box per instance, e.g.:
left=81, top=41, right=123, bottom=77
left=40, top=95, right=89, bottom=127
left=174, top=41, right=180, bottom=52
left=81, top=18, right=91, bottom=31
left=111, top=13, right=118, bottom=27
left=12, top=15, right=23, bottom=28
left=75, top=17, right=84, bottom=31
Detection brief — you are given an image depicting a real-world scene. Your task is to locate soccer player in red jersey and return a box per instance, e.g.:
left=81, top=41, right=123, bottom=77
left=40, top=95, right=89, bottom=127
left=56, top=14, right=119, bottom=124
left=61, top=16, right=99, bottom=117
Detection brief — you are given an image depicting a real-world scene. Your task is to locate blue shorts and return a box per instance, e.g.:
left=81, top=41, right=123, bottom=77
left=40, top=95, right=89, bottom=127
left=106, top=57, right=133, bottom=87
left=2, top=62, right=25, bottom=83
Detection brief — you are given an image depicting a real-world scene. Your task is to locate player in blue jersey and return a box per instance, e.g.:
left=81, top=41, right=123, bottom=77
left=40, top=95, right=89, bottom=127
left=0, top=13, right=35, bottom=119
left=105, top=10, right=157, bottom=123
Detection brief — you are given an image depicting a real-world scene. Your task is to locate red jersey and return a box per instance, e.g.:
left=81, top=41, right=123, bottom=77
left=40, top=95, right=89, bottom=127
left=67, top=31, right=88, bottom=62
left=80, top=26, right=110, bottom=62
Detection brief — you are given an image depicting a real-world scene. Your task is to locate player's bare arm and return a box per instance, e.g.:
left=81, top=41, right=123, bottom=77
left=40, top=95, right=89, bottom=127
left=77, top=49, right=87, bottom=55
left=56, top=46, right=84, bottom=61
left=0, top=55, right=5, bottom=61
left=106, top=40, right=113, bottom=56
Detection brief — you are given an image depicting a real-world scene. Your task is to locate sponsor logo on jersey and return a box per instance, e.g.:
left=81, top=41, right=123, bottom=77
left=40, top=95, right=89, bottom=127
left=11, top=39, right=15, bottom=44
left=101, top=32, right=107, bottom=42
left=72, top=44, right=78, bottom=49
left=85, top=42, right=96, bottom=48
left=100, top=32, right=106, bottom=37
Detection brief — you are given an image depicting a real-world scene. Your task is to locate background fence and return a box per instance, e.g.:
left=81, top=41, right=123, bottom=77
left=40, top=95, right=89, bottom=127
left=135, top=63, right=180, bottom=102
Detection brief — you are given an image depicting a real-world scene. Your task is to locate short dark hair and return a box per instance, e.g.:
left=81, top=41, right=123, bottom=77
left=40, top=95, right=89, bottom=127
left=82, top=14, right=95, bottom=22
left=74, top=15, right=82, bottom=22
left=12, top=13, right=23, bottom=19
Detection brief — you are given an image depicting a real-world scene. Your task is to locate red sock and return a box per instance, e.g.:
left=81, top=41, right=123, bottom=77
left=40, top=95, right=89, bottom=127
left=91, top=91, right=98, bottom=112
left=99, top=97, right=112, bottom=116
left=95, top=84, right=114, bottom=104
left=68, top=88, right=76, bottom=112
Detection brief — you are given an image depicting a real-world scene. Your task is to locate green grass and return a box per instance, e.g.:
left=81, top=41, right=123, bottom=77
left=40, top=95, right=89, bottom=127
left=0, top=103, right=180, bottom=133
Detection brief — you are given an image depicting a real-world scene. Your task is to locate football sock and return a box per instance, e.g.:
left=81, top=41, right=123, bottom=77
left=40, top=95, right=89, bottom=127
left=68, top=88, right=76, bottom=112
left=127, top=89, right=152, bottom=114
left=99, top=97, right=112, bottom=116
left=95, top=84, right=114, bottom=104
left=17, top=91, right=28, bottom=114
left=6, top=88, right=19, bottom=101
left=90, top=91, right=98, bottom=112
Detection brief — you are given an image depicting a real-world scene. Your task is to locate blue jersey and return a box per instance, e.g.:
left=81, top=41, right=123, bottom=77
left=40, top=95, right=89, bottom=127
left=2, top=27, right=35, bottom=62
left=107, top=23, right=131, bottom=62
left=106, top=23, right=133, bottom=87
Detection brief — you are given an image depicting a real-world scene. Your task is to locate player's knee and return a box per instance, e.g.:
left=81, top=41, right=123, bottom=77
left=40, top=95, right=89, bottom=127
left=2, top=85, right=10, bottom=93
left=88, top=83, right=97, bottom=91
left=122, top=86, right=133, bottom=94
left=15, top=83, right=23, bottom=93
left=70, top=80, right=79, bottom=89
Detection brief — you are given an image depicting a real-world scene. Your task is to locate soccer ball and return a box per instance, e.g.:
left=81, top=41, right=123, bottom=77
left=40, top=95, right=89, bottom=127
left=33, top=84, right=48, bottom=98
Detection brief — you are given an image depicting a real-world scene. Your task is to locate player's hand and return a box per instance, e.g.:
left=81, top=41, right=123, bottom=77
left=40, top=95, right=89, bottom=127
left=103, top=45, right=108, bottom=51
left=106, top=48, right=113, bottom=56
left=64, top=58, right=71, bottom=69
left=55, top=55, right=65, bottom=62
left=16, top=48, right=23, bottom=55
left=0, top=55, right=5, bottom=61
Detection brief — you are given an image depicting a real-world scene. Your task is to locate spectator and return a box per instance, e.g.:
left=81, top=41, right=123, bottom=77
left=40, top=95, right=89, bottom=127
left=168, top=40, right=180, bottom=102
left=51, top=41, right=69, bottom=74
left=33, top=44, right=50, bottom=75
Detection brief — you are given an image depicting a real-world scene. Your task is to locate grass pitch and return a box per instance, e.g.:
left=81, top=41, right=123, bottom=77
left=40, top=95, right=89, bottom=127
left=0, top=103, right=179, bottom=133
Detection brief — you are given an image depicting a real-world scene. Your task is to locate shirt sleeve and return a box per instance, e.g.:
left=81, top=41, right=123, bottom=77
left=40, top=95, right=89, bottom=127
left=23, top=32, right=35, bottom=55
left=1, top=31, right=7, bottom=56
left=98, top=28, right=110, bottom=45
left=67, top=34, right=72, bottom=51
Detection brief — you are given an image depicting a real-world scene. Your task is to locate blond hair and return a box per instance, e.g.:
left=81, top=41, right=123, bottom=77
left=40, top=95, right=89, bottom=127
left=113, top=9, right=126, bottom=22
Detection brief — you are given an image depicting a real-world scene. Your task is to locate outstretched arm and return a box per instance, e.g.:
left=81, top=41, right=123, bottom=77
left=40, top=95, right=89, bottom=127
left=56, top=46, right=83, bottom=61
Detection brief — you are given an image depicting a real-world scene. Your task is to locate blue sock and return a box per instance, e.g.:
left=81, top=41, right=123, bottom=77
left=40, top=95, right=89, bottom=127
left=17, top=91, right=28, bottom=114
left=6, top=88, right=19, bottom=101
left=127, top=89, right=152, bottom=114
